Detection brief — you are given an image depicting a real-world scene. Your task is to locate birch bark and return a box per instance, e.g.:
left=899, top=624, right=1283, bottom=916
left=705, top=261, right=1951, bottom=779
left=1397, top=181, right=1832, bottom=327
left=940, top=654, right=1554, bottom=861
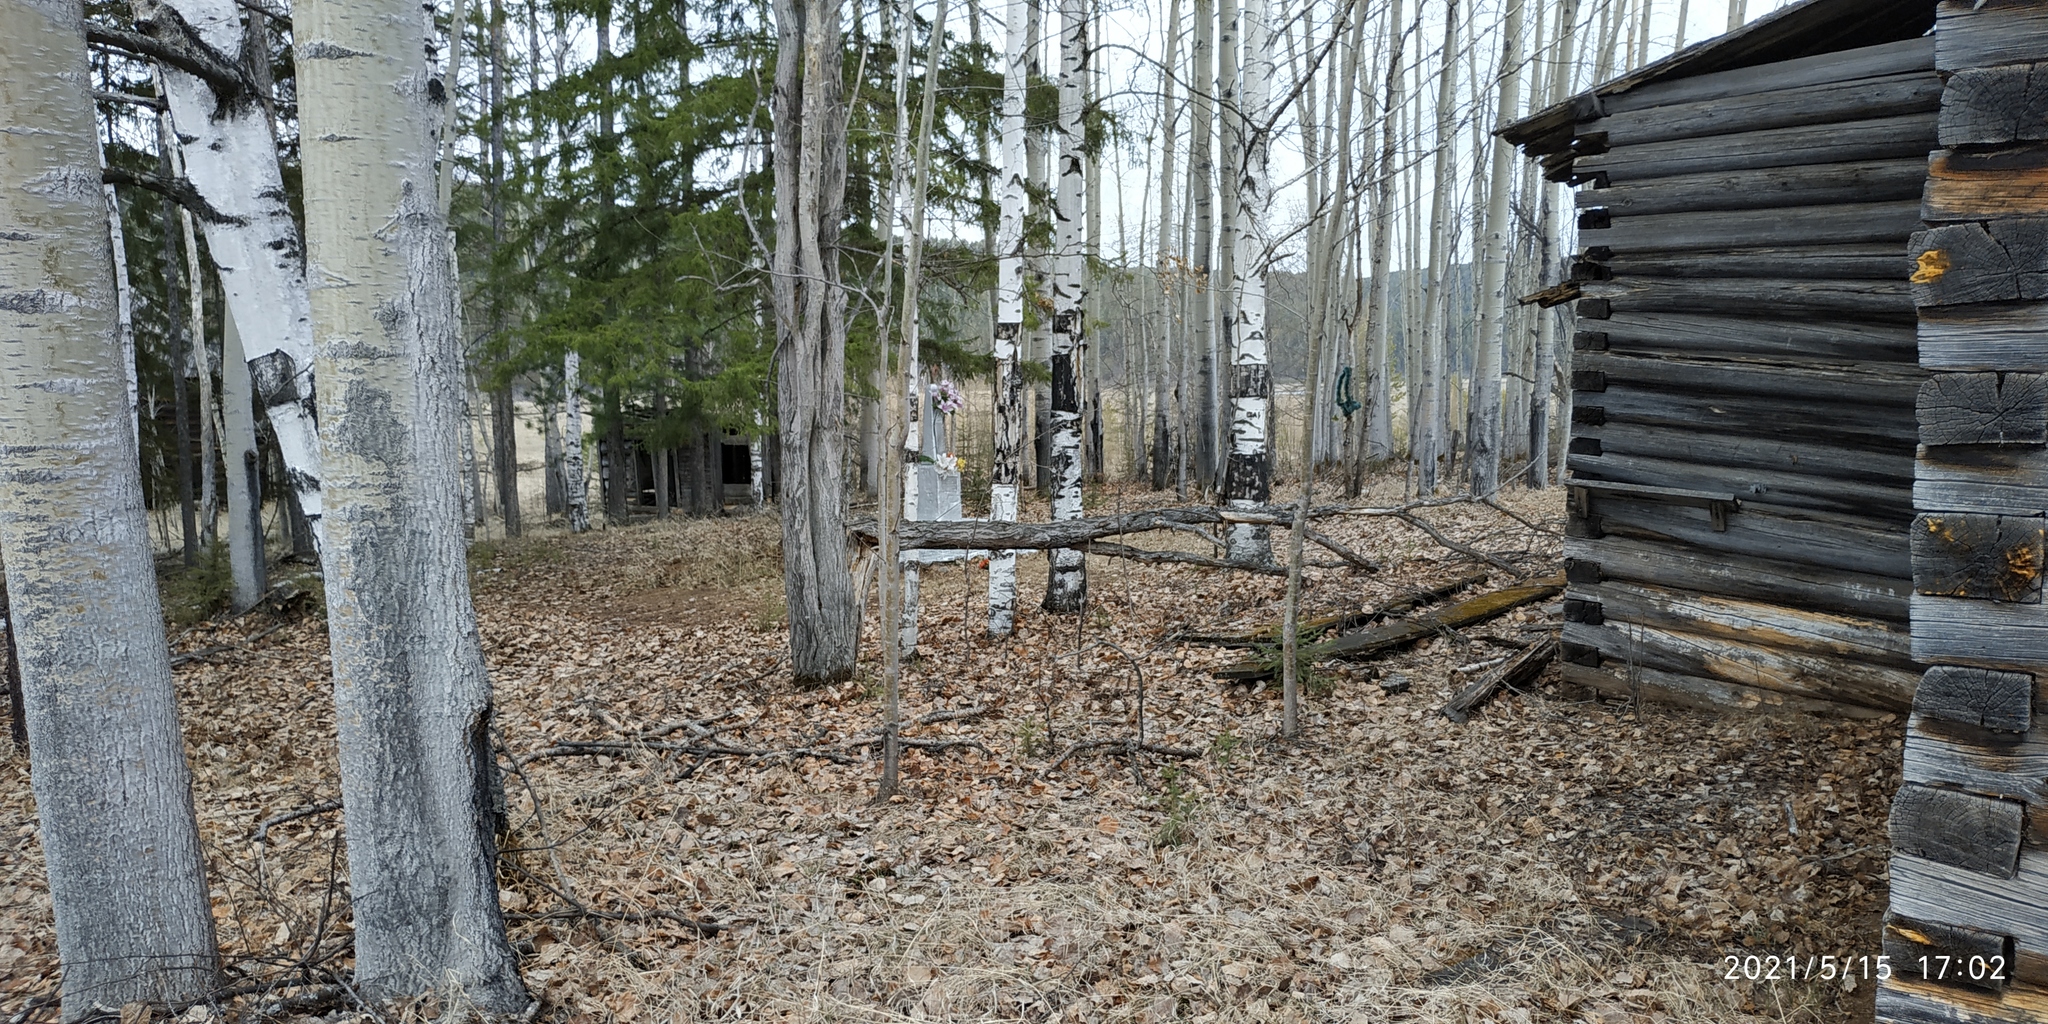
left=1467, top=0, right=1523, bottom=496
left=223, top=308, right=266, bottom=610
left=0, top=0, right=219, bottom=1011
left=295, top=0, right=526, bottom=1005
left=1354, top=0, right=1407, bottom=492
left=1221, top=0, right=1272, bottom=563
left=1188, top=0, right=1216, bottom=494
left=1043, top=0, right=1088, bottom=612
left=138, top=0, right=326, bottom=540
left=1415, top=0, right=1460, bottom=495
left=989, top=0, right=1028, bottom=635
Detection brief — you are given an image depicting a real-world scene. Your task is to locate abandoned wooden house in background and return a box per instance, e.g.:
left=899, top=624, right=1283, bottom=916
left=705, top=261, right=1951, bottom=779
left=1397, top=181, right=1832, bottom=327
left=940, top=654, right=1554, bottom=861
left=1508, top=0, right=2048, bottom=1019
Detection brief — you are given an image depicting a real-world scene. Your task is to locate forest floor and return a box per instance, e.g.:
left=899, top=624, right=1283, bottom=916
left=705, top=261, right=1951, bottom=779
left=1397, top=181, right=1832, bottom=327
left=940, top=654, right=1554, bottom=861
left=0, top=479, right=1901, bottom=1023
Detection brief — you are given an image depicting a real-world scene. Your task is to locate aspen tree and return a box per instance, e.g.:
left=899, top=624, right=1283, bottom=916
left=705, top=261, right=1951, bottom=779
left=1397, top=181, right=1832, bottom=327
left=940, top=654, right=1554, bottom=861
left=137, top=0, right=327, bottom=542
left=1042, top=0, right=1089, bottom=612
left=1727, top=0, right=1745, bottom=32
left=1219, top=0, right=1274, bottom=562
left=294, top=0, right=527, bottom=1004
left=1529, top=0, right=1579, bottom=487
left=1415, top=0, right=1460, bottom=495
left=223, top=310, right=266, bottom=610
left=1468, top=0, right=1524, bottom=496
left=1353, top=0, right=1407, bottom=494
left=1188, top=0, right=1218, bottom=491
left=0, top=0, right=219, bottom=1011
left=1214, top=0, right=1239, bottom=489
left=1152, top=4, right=1182, bottom=492
left=990, top=0, right=1029, bottom=635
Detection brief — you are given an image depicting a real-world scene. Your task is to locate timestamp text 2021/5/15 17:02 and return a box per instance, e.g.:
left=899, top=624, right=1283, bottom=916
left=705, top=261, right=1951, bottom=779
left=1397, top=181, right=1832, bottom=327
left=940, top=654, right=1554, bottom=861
left=1722, top=954, right=2010, bottom=984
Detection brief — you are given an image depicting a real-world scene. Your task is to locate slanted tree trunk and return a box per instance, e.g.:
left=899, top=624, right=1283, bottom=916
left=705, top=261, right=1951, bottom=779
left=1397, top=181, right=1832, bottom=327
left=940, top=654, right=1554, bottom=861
left=175, top=196, right=219, bottom=546
left=543, top=396, right=565, bottom=515
left=222, top=309, right=266, bottom=611
left=156, top=101, right=201, bottom=567
left=988, top=0, right=1029, bottom=636
left=1, top=566, right=21, bottom=753
left=1042, top=0, right=1089, bottom=613
left=1467, top=0, right=1523, bottom=496
left=0, top=2, right=219, bottom=1009
left=1221, top=0, right=1273, bottom=563
left=294, top=0, right=527, bottom=1007
left=137, top=0, right=327, bottom=546
left=771, top=0, right=859, bottom=686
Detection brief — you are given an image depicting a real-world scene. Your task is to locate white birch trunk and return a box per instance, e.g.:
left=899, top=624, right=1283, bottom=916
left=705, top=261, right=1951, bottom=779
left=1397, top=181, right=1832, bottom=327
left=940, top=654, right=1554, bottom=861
left=295, top=0, right=526, bottom=1006
left=1042, top=0, right=1088, bottom=612
left=1358, top=0, right=1407, bottom=480
left=0, top=0, right=219, bottom=1010
left=1221, top=0, right=1272, bottom=562
left=222, top=308, right=266, bottom=610
left=988, top=0, right=1029, bottom=635
left=1467, top=0, right=1524, bottom=496
left=1415, top=0, right=1460, bottom=495
left=140, top=0, right=326, bottom=539
left=96, top=136, right=140, bottom=442
left=1189, top=0, right=1217, bottom=492
left=563, top=350, right=590, bottom=531
left=1728, top=0, right=1746, bottom=32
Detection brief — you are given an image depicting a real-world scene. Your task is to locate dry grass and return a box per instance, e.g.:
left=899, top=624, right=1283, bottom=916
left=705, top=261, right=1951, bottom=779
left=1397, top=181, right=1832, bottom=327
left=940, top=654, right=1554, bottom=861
left=0, top=481, right=1895, bottom=1023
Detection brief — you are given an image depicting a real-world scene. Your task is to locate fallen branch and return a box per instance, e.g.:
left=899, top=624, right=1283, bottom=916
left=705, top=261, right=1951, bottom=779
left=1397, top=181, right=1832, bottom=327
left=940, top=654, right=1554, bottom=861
left=1085, top=540, right=1285, bottom=576
left=253, top=799, right=343, bottom=844
left=1043, top=738, right=1202, bottom=774
left=1304, top=527, right=1381, bottom=572
left=170, top=643, right=237, bottom=666
left=1180, top=572, right=1487, bottom=647
left=1441, top=636, right=1561, bottom=722
left=1215, top=574, right=1564, bottom=681
left=1391, top=512, right=1529, bottom=577
left=507, top=906, right=728, bottom=935
left=851, top=503, right=1347, bottom=551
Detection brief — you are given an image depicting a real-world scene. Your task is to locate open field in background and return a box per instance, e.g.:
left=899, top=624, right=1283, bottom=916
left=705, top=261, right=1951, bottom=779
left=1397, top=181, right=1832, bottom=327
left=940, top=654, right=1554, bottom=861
left=22, top=479, right=1889, bottom=1023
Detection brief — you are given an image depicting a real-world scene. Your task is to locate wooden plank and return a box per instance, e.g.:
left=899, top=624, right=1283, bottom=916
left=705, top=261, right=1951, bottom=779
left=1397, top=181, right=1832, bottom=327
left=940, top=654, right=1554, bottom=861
left=1595, top=387, right=1918, bottom=447
left=1440, top=637, right=1559, bottom=723
left=1571, top=578, right=1913, bottom=666
left=1177, top=572, right=1486, bottom=647
left=1920, top=373, right=2048, bottom=445
left=1586, top=533, right=1912, bottom=623
left=1601, top=243, right=1917, bottom=282
left=1877, top=977, right=2048, bottom=1024
left=1602, top=37, right=1936, bottom=115
left=1918, top=667, right=2037, bottom=734
left=1581, top=199, right=1927, bottom=254
left=1921, top=302, right=2048, bottom=371
left=1581, top=420, right=1916, bottom=487
left=1590, top=494, right=1910, bottom=581
left=1581, top=277, right=1913, bottom=318
left=1602, top=310, right=1917, bottom=363
left=1577, top=159, right=1930, bottom=218
left=1942, top=63, right=2048, bottom=147
left=1927, top=146, right=2048, bottom=222
left=1563, top=619, right=1918, bottom=710
left=1558, top=661, right=1889, bottom=718
left=1571, top=449, right=1914, bottom=519
left=1212, top=575, right=1564, bottom=682
left=1913, top=512, right=2045, bottom=604
left=1906, top=713, right=2048, bottom=803
left=1585, top=351, right=1924, bottom=403
left=1575, top=114, right=1938, bottom=183
left=1918, top=447, right=2048, bottom=517
left=1913, top=593, right=2048, bottom=669
left=1913, top=221, right=2048, bottom=308
left=1937, top=0, right=2048, bottom=73
left=1889, top=850, right=2048, bottom=959
left=1598, top=72, right=1941, bottom=148
left=1892, top=783, right=2027, bottom=878
left=1886, top=915, right=2015, bottom=992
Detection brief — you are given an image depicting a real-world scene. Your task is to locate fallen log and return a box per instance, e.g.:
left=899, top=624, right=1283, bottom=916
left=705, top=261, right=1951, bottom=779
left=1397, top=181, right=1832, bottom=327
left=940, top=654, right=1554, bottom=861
left=1213, top=574, right=1565, bottom=682
left=851, top=504, right=1345, bottom=551
left=1440, top=636, right=1561, bottom=722
left=1179, top=571, right=1487, bottom=647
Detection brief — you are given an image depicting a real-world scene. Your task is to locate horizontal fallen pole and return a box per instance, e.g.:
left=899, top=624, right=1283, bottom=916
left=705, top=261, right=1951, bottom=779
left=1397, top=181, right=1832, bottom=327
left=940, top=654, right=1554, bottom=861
left=1215, top=573, right=1564, bottom=682
left=850, top=503, right=1346, bottom=552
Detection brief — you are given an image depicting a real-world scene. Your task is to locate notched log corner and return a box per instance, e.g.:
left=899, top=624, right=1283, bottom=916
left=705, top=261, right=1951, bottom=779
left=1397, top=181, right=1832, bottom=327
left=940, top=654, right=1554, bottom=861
left=1912, top=511, right=2045, bottom=603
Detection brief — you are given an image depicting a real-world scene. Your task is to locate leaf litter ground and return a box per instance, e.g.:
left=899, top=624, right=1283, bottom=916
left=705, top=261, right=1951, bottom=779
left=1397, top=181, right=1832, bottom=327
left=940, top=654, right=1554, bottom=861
left=0, top=480, right=1900, bottom=1023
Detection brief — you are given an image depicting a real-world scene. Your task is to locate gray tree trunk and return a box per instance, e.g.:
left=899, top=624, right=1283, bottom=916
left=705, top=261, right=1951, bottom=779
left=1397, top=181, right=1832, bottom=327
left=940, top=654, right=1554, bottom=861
left=0, top=1, right=220, bottom=1012
left=294, top=0, right=526, bottom=1007
left=1467, top=0, right=1524, bottom=497
left=222, top=309, right=266, bottom=610
left=1221, top=0, right=1272, bottom=563
left=771, top=0, right=859, bottom=685
left=1188, top=0, right=1217, bottom=493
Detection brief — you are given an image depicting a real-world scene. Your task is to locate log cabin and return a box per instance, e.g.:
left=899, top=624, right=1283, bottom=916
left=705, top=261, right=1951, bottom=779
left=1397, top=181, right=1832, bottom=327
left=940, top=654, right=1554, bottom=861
left=1504, top=1, right=2048, bottom=1019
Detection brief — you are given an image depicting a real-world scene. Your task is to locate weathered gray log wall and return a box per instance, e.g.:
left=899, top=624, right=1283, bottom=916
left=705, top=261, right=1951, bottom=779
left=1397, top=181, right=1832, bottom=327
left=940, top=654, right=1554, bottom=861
left=1881, top=4, right=2048, bottom=1021
left=1559, top=37, right=1937, bottom=718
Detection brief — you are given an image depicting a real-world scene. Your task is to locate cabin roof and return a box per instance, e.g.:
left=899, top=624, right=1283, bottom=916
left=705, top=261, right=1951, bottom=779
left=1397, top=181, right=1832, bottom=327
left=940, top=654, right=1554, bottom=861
left=1501, top=0, right=1936, bottom=158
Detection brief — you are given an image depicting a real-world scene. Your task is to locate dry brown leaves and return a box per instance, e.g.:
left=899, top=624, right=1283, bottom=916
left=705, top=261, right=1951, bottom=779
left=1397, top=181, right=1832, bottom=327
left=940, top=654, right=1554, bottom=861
left=0, top=480, right=1896, bottom=1023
